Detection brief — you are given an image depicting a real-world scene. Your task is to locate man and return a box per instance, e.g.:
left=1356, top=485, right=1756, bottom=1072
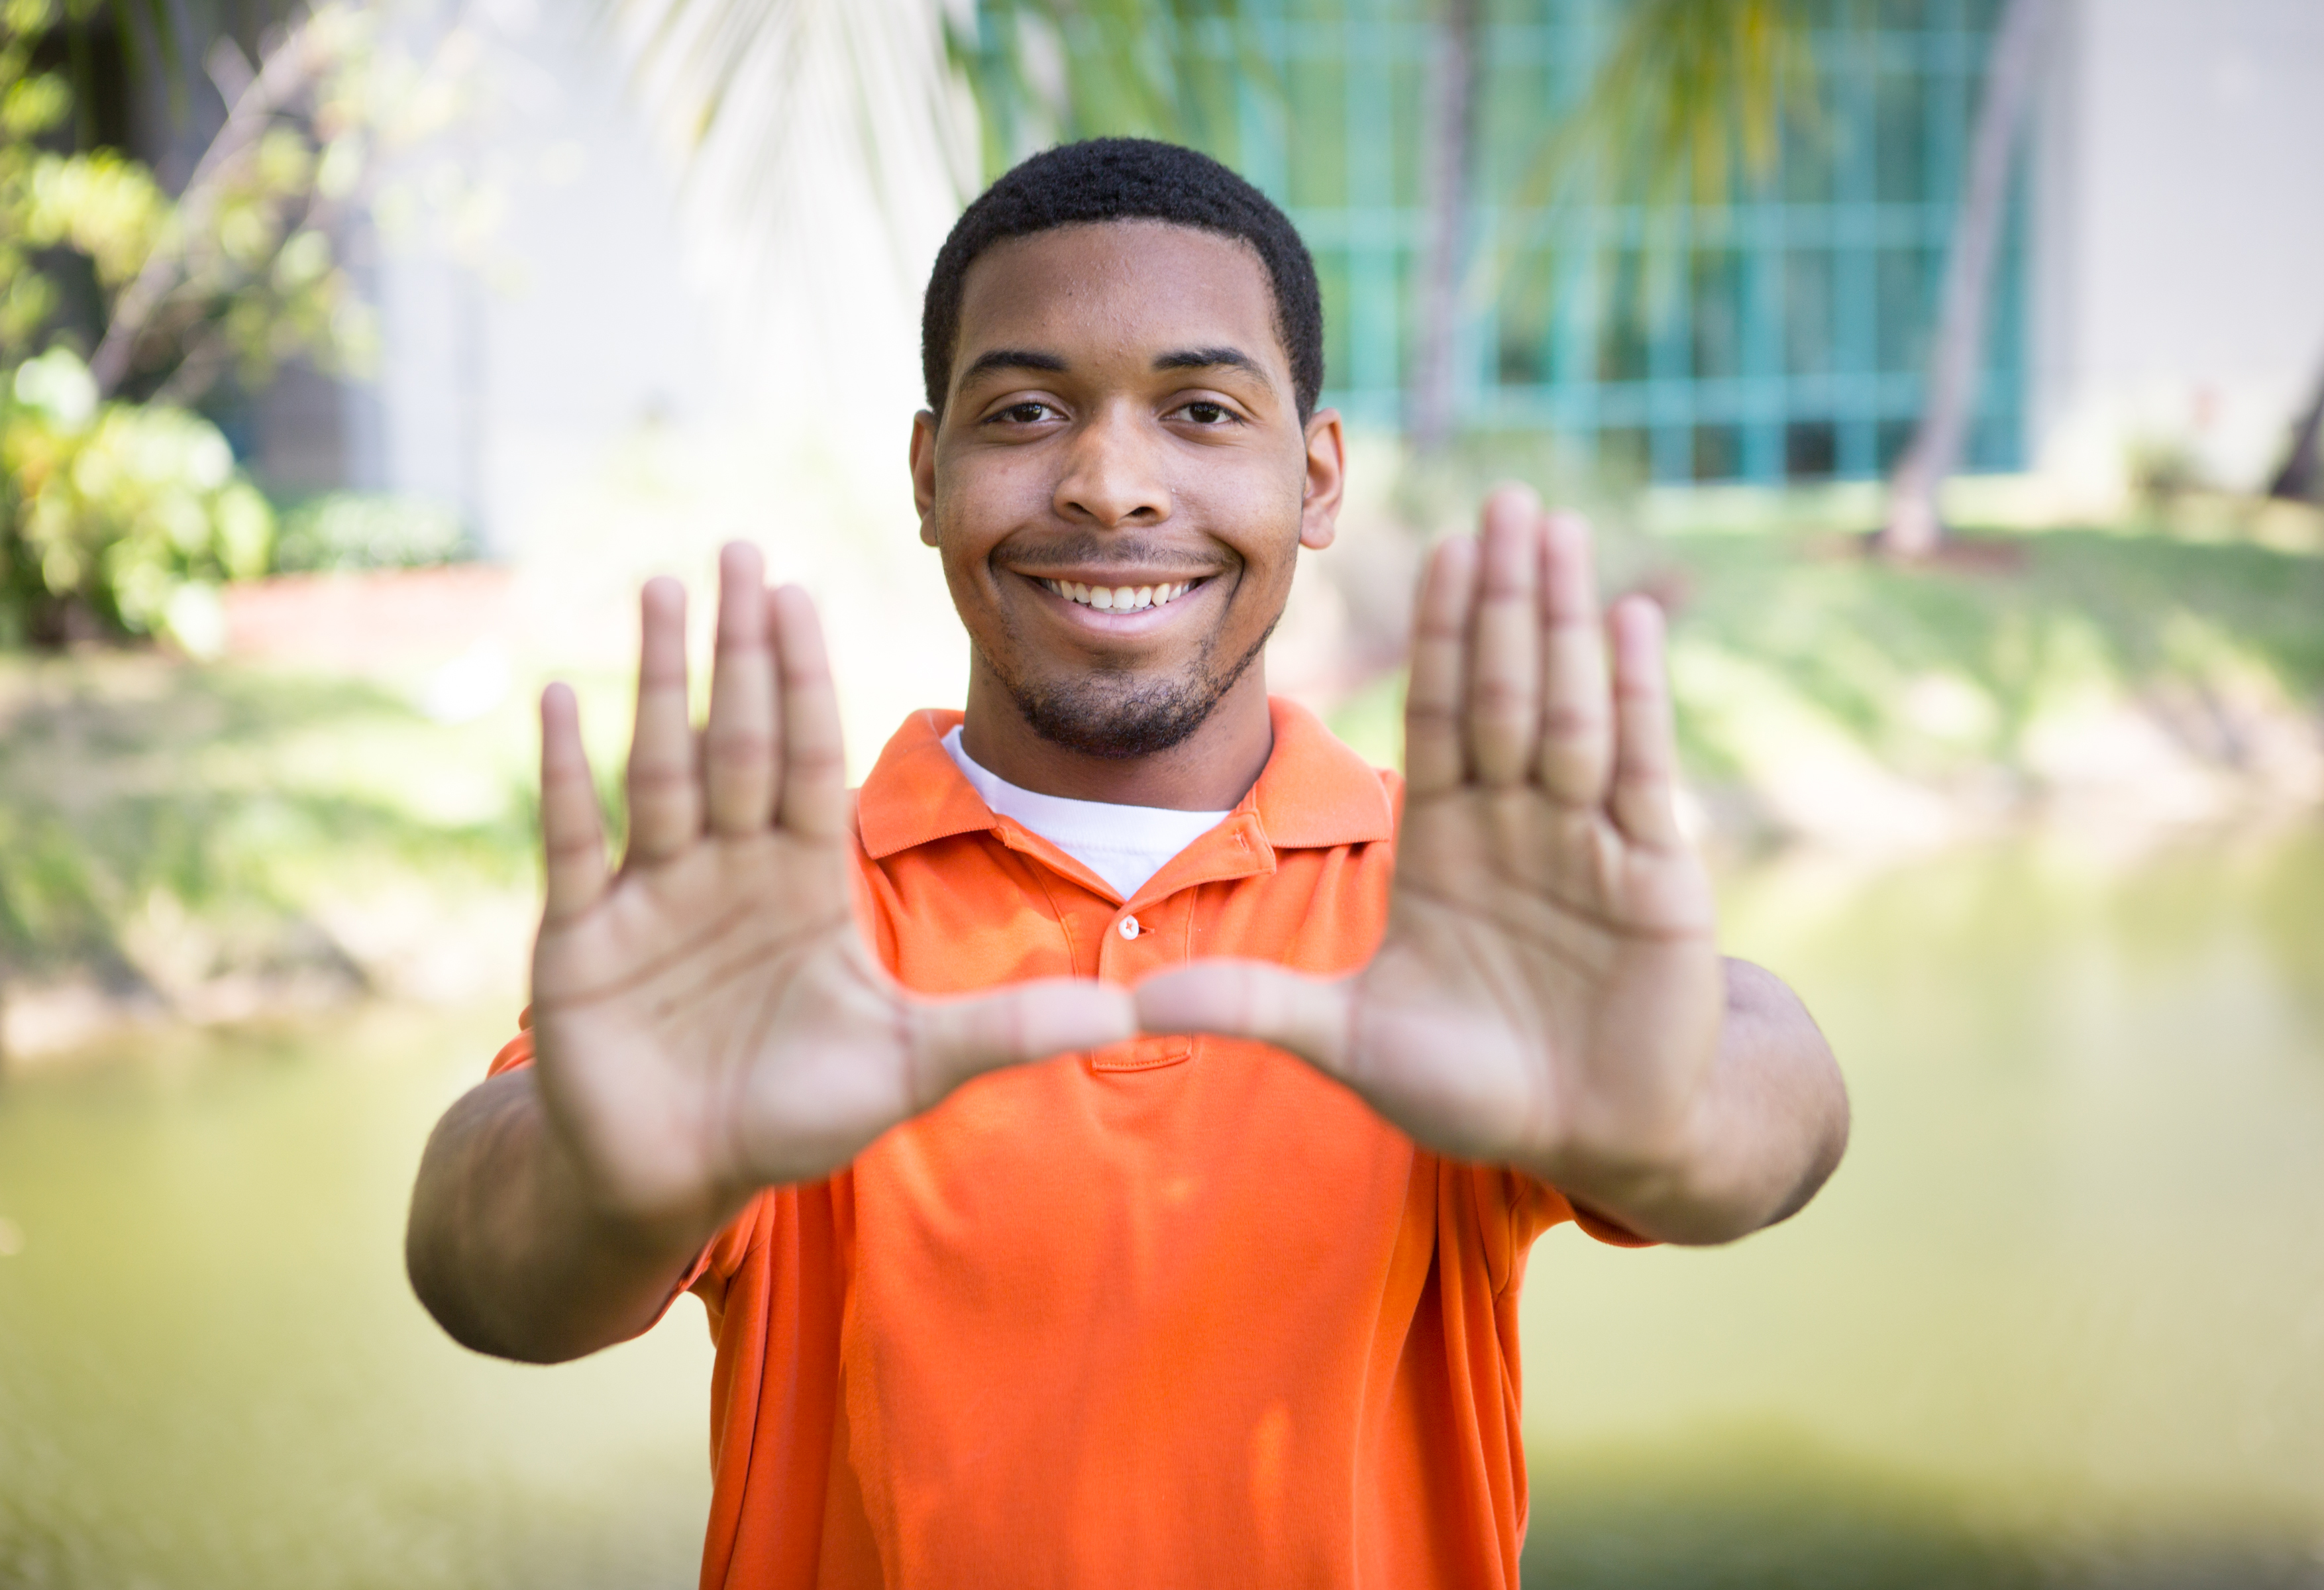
left=406, top=138, right=1848, bottom=1587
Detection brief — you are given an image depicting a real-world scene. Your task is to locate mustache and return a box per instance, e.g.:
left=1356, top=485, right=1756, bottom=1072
left=998, top=531, right=1234, bottom=573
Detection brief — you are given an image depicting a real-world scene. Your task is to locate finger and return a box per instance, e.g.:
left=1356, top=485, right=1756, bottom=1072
left=539, top=682, right=608, bottom=926
left=909, top=978, right=1138, bottom=1104
left=768, top=584, right=848, bottom=840
left=702, top=543, right=778, bottom=835
left=1536, top=511, right=1614, bottom=806
left=1133, top=961, right=1355, bottom=1079
left=1607, top=594, right=1686, bottom=850
left=1466, top=486, right=1544, bottom=786
left=1403, top=535, right=1478, bottom=797
left=624, top=577, right=701, bottom=865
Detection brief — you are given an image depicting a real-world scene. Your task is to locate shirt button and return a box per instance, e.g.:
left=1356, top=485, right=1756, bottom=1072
left=1118, top=915, right=1141, bottom=940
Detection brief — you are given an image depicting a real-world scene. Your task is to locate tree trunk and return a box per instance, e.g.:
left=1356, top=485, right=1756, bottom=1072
left=1410, top=0, right=1479, bottom=456
left=1879, top=0, right=2054, bottom=558
left=2266, top=352, right=2324, bottom=502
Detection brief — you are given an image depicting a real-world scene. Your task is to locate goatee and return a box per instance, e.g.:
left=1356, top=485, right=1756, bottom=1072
left=986, top=625, right=1273, bottom=760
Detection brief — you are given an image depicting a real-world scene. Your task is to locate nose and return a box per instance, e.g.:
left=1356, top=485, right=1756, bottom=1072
left=1053, top=401, right=1171, bottom=529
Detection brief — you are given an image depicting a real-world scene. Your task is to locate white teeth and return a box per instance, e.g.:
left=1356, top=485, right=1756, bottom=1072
left=1042, top=578, right=1197, bottom=610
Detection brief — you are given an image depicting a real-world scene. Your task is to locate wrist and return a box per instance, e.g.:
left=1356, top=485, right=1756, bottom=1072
left=521, top=1076, right=743, bottom=1266
left=1523, top=1042, right=1747, bottom=1244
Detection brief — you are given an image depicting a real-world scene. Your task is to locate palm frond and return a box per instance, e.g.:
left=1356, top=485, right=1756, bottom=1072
left=600, top=0, right=1273, bottom=384
left=1505, top=0, right=1813, bottom=237
left=950, top=0, right=1261, bottom=177
left=1583, top=0, right=1810, bottom=211
left=1481, top=0, right=1813, bottom=334
left=603, top=0, right=973, bottom=353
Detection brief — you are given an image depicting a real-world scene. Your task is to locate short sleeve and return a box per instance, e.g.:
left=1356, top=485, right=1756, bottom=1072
left=1498, top=1168, right=1656, bottom=1267
left=485, top=1006, right=535, bottom=1077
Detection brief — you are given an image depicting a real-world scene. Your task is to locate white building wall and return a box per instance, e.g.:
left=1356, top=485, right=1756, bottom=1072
left=2033, top=0, right=2324, bottom=502
left=360, top=0, right=745, bottom=556
left=339, top=0, right=975, bottom=769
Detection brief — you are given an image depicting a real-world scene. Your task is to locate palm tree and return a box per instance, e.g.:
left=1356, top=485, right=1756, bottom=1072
left=1877, top=0, right=2054, bottom=558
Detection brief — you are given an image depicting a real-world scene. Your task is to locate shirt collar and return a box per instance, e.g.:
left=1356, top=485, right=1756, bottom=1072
left=855, top=697, right=1395, bottom=862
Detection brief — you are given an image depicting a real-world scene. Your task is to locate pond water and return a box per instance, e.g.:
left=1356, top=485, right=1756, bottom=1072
left=2, top=825, right=2321, bottom=1588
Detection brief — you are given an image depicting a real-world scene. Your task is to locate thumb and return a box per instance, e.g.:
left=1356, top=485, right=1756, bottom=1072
left=907, top=977, right=1137, bottom=1102
left=1134, top=960, right=1355, bottom=1077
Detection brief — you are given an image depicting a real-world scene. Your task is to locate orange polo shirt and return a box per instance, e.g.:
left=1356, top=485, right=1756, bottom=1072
left=490, top=698, right=1640, bottom=1588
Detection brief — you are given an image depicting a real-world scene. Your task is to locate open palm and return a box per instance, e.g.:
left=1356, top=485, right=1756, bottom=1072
left=527, top=546, right=1132, bottom=1228
left=1136, top=489, right=1724, bottom=1191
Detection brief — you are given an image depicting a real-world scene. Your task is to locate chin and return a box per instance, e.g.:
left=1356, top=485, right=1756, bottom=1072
left=1012, top=674, right=1224, bottom=759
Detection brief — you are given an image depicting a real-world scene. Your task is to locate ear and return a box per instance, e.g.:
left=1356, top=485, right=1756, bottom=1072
left=1298, top=408, right=1347, bottom=552
left=910, top=410, right=940, bottom=546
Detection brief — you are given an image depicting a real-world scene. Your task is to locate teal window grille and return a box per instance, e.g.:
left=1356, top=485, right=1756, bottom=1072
left=963, top=0, right=2027, bottom=483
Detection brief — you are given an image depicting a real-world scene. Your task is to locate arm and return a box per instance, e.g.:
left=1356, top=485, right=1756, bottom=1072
left=405, top=545, right=1133, bottom=1363
left=406, top=1069, right=735, bottom=1363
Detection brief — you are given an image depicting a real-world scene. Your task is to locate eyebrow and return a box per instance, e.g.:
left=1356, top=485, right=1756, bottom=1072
left=1154, top=346, right=1264, bottom=378
left=959, top=348, right=1069, bottom=384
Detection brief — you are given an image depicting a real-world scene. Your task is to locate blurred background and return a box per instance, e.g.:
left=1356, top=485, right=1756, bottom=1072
left=3, top=1, right=2323, bottom=1585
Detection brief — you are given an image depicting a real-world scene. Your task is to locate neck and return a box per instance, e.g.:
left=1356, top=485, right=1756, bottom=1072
left=958, top=661, right=1274, bottom=810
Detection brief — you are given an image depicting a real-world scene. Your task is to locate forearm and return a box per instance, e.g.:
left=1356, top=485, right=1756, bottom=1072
left=404, top=1070, right=731, bottom=1363
left=1558, top=958, right=1850, bottom=1246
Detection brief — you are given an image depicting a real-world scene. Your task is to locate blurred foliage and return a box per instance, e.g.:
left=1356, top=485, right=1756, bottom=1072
left=0, top=653, right=531, bottom=991
left=0, top=0, right=379, bottom=401
left=272, top=490, right=467, bottom=572
left=1658, top=529, right=2324, bottom=806
left=1522, top=0, right=1813, bottom=215
left=948, top=0, right=1266, bottom=178
left=1327, top=521, right=2324, bottom=834
left=2, top=346, right=270, bottom=651
left=0, top=0, right=454, bottom=650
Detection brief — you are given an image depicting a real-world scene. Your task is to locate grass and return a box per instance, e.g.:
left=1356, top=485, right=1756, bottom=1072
left=1324, top=524, right=2324, bottom=819
left=1664, top=528, right=2324, bottom=782
left=0, top=655, right=536, bottom=1006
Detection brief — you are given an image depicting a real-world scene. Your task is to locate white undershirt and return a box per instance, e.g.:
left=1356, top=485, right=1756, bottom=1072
left=940, top=726, right=1231, bottom=902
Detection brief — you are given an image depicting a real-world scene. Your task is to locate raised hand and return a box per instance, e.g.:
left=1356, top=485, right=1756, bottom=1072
left=1136, top=487, right=1760, bottom=1235
left=527, top=543, right=1135, bottom=1231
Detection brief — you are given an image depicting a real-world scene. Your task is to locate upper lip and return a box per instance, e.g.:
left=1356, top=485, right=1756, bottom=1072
left=1003, top=564, right=1219, bottom=586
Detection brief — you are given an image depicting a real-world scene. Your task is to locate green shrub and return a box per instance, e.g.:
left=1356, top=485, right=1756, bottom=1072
left=1, top=348, right=273, bottom=653
left=272, top=492, right=468, bottom=572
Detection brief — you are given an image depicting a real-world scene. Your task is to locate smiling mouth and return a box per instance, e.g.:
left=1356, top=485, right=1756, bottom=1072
left=1037, top=577, right=1202, bottom=613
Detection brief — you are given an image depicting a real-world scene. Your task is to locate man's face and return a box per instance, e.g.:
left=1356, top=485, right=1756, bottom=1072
left=910, top=221, right=1344, bottom=759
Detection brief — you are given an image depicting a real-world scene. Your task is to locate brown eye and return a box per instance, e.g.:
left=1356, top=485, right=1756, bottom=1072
left=1181, top=401, right=1229, bottom=424
left=1004, top=402, right=1050, bottom=423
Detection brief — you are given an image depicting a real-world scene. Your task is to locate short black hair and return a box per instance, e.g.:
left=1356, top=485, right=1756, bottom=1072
left=921, top=138, right=1326, bottom=422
